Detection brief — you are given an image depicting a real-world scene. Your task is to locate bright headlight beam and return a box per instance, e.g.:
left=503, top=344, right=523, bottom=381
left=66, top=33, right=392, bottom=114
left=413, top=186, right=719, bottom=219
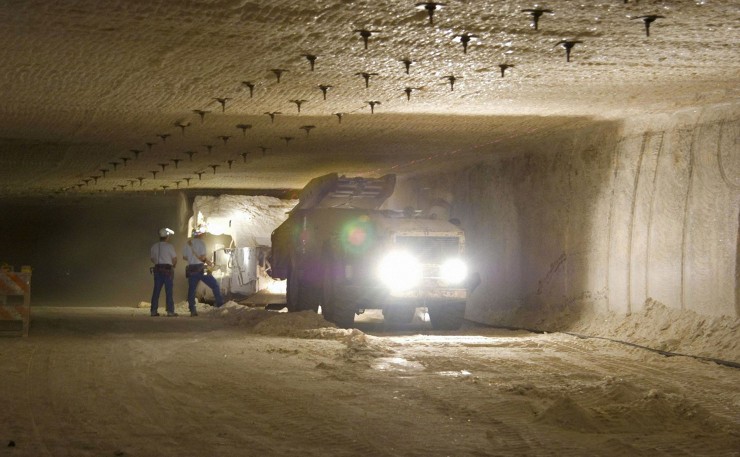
left=378, top=251, right=422, bottom=292
left=440, top=258, right=467, bottom=284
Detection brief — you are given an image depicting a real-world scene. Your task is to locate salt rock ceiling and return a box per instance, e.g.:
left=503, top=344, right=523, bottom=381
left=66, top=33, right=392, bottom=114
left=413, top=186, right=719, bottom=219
left=0, top=0, right=737, bottom=197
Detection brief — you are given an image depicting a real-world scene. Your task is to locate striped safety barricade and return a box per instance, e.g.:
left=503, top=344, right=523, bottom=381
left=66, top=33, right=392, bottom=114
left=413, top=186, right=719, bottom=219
left=0, top=266, right=31, bottom=337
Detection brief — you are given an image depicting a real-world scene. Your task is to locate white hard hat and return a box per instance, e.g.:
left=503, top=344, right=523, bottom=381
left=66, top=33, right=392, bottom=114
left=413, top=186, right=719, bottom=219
left=191, top=226, right=205, bottom=236
left=158, top=227, right=174, bottom=237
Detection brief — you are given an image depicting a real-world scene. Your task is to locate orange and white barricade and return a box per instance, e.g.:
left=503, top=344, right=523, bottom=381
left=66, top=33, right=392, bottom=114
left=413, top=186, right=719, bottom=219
left=0, top=265, right=31, bottom=337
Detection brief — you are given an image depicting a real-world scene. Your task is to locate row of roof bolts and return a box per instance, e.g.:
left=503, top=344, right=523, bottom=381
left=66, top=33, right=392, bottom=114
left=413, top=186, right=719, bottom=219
left=68, top=115, right=329, bottom=193
left=131, top=3, right=671, bottom=152
left=186, top=3, right=667, bottom=122
left=414, top=3, right=664, bottom=37
left=158, top=5, right=668, bottom=127
left=64, top=157, right=255, bottom=195
left=64, top=3, right=667, bottom=195
left=364, top=4, right=666, bottom=61
left=64, top=118, right=327, bottom=194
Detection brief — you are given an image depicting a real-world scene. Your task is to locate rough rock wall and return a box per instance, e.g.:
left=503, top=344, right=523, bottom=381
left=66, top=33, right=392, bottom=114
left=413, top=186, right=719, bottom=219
left=399, top=103, right=739, bottom=333
left=189, top=195, right=296, bottom=247
left=609, top=106, right=739, bottom=319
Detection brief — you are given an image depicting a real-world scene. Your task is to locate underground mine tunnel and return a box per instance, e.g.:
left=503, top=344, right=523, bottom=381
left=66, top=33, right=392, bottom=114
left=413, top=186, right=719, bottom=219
left=0, top=1, right=737, bottom=456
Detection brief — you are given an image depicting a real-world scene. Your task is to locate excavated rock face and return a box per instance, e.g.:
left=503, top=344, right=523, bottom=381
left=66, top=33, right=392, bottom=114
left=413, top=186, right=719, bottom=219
left=0, top=0, right=737, bottom=196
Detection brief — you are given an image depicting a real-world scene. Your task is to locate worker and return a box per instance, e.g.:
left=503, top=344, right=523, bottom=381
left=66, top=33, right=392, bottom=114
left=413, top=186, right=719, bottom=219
left=183, top=226, right=224, bottom=317
left=150, top=227, right=178, bottom=317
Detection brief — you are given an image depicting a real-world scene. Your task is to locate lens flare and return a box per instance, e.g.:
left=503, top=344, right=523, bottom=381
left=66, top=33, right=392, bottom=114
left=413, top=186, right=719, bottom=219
left=347, top=226, right=366, bottom=246
left=341, top=216, right=374, bottom=254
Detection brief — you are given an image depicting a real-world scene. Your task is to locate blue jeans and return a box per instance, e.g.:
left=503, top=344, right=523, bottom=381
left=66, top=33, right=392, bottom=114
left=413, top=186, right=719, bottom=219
left=151, top=267, right=174, bottom=315
left=187, top=266, right=224, bottom=313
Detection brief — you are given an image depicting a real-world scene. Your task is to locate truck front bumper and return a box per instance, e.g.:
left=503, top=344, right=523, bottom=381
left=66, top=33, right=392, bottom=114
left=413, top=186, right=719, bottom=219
left=388, top=287, right=467, bottom=301
left=337, top=283, right=467, bottom=309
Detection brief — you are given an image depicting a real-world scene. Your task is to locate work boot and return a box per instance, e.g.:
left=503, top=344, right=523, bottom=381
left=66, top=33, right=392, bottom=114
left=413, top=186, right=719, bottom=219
left=150, top=312, right=160, bottom=317
left=190, top=311, right=198, bottom=317
left=166, top=312, right=179, bottom=317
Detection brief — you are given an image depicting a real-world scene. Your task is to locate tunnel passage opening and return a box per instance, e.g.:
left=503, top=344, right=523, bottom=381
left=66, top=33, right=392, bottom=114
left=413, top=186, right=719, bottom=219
left=0, top=191, right=298, bottom=307
left=183, top=193, right=297, bottom=305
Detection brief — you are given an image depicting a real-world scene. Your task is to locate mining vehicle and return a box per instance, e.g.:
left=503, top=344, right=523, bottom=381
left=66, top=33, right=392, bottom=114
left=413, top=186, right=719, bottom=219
left=268, top=173, right=473, bottom=329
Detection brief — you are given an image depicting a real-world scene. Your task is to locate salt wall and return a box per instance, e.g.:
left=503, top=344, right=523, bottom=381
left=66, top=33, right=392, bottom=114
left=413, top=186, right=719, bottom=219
left=397, top=104, right=739, bottom=330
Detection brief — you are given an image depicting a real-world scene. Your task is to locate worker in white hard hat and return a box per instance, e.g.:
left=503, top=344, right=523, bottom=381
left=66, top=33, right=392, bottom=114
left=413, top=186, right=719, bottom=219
left=183, top=226, right=224, bottom=316
left=149, top=227, right=178, bottom=317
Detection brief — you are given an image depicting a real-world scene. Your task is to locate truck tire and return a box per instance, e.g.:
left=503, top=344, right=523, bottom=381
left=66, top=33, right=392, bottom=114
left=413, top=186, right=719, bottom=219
left=330, top=286, right=356, bottom=329
left=382, top=306, right=416, bottom=327
left=301, top=284, right=321, bottom=313
left=320, top=263, right=335, bottom=322
left=286, top=264, right=302, bottom=313
left=427, top=302, right=466, bottom=330
left=287, top=259, right=321, bottom=313
left=321, top=254, right=355, bottom=328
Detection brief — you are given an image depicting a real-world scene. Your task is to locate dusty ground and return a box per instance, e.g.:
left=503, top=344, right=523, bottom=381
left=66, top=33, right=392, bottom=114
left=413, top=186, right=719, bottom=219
left=0, top=303, right=738, bottom=457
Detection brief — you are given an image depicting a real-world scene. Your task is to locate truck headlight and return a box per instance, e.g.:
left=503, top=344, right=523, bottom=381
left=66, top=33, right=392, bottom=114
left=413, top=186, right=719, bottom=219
left=440, top=258, right=468, bottom=284
left=378, top=251, right=422, bottom=291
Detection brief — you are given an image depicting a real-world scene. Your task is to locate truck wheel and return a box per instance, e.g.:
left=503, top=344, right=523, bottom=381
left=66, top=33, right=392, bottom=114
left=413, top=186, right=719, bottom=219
left=321, top=274, right=355, bottom=328
left=428, top=303, right=466, bottom=330
left=320, top=263, right=335, bottom=322
left=301, top=284, right=321, bottom=313
left=330, top=286, right=356, bottom=329
left=286, top=265, right=301, bottom=313
left=383, top=306, right=416, bottom=327
left=321, top=280, right=355, bottom=328
left=321, top=256, right=355, bottom=328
